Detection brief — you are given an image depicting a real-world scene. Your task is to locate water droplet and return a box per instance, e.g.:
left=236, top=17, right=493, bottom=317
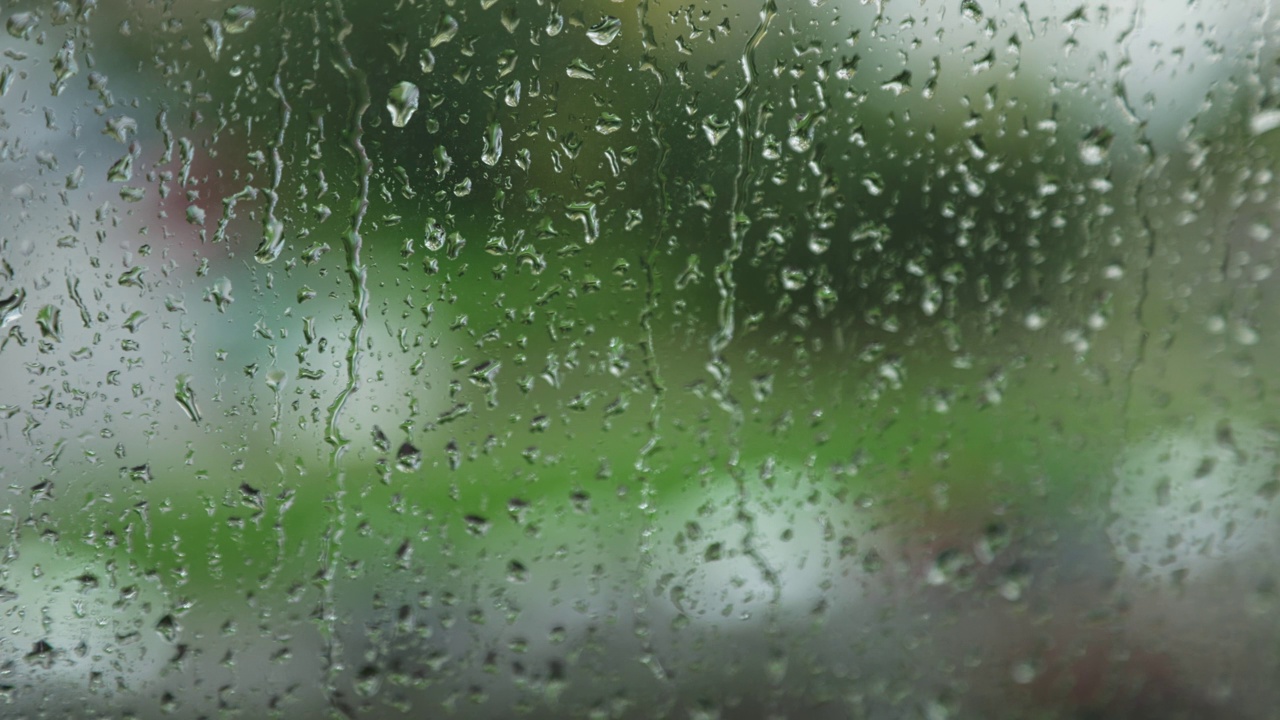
left=265, top=369, right=286, bottom=392
left=255, top=218, right=285, bottom=263
left=371, top=426, right=390, bottom=453
left=464, top=514, right=491, bottom=536
left=203, top=20, right=224, bottom=60
left=122, top=310, right=148, bottom=333
left=880, top=70, right=912, bottom=95
left=503, top=80, right=521, bottom=107
left=780, top=267, right=806, bottom=290
left=387, top=81, right=420, bottom=128
left=107, top=154, right=133, bottom=182
left=566, top=59, right=597, bottom=80
left=702, top=115, right=731, bottom=146
left=6, top=12, right=39, bottom=40
left=223, top=5, right=256, bottom=34
left=1249, top=109, right=1280, bottom=137
left=594, top=112, right=623, bottom=134
left=396, top=443, right=422, bottom=472
left=51, top=39, right=78, bottom=95
left=174, top=374, right=201, bottom=423
left=431, top=14, right=459, bottom=47
left=207, top=277, right=234, bottom=312
left=35, top=305, right=61, bottom=341
left=0, top=288, right=25, bottom=329
left=586, top=16, right=622, bottom=46
left=1078, top=127, right=1113, bottom=165
left=481, top=122, right=503, bottom=166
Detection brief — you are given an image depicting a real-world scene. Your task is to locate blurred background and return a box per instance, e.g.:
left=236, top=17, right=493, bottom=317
left=1, top=0, right=1278, bottom=717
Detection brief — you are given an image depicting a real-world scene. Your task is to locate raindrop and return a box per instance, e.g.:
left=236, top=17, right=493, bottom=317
left=265, top=369, right=287, bottom=392
left=396, top=443, right=422, bottom=472
left=387, top=82, right=420, bottom=128
left=1078, top=127, right=1113, bottom=166
left=481, top=122, right=503, bottom=166
left=1250, top=110, right=1280, bottom=137
left=464, top=514, right=491, bottom=536
left=206, top=277, right=234, bottom=312
left=431, top=14, right=459, bottom=47
left=51, top=39, right=78, bottom=95
left=372, top=426, right=390, bottom=453
left=203, top=20, right=224, bottom=60
left=255, top=218, right=286, bottom=263
left=0, top=286, right=24, bottom=330
left=107, top=155, right=133, bottom=183
left=586, top=16, right=622, bottom=46
left=6, top=12, right=39, bottom=40
left=504, top=80, right=521, bottom=107
left=223, top=5, right=256, bottom=34
left=702, top=115, right=731, bottom=146
left=881, top=70, right=912, bottom=95
left=174, top=374, right=201, bottom=423
left=35, top=305, right=61, bottom=341
left=594, top=112, right=623, bottom=134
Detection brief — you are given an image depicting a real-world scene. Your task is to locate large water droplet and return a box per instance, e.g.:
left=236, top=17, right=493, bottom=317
left=431, top=14, right=459, bottom=47
left=223, top=5, right=256, bottom=34
left=396, top=443, right=422, bottom=472
left=0, top=287, right=26, bottom=329
left=6, top=11, right=39, bottom=39
left=387, top=81, right=420, bottom=128
left=35, top=305, right=61, bottom=341
left=586, top=16, right=622, bottom=46
left=481, top=122, right=503, bottom=166
left=174, top=374, right=201, bottom=423
left=1078, top=127, right=1113, bottom=166
left=702, top=115, right=731, bottom=146
left=1250, top=109, right=1280, bottom=137
left=203, top=20, right=225, bottom=60
left=255, top=218, right=285, bottom=263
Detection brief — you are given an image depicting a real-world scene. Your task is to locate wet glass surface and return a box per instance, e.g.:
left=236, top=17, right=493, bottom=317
left=1, top=0, right=1278, bottom=717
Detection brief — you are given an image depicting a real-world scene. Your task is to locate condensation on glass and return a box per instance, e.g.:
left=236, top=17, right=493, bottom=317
left=0, top=0, right=1277, bottom=717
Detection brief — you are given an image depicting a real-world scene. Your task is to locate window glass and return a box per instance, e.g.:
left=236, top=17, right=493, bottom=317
left=1, top=0, right=1277, bottom=717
